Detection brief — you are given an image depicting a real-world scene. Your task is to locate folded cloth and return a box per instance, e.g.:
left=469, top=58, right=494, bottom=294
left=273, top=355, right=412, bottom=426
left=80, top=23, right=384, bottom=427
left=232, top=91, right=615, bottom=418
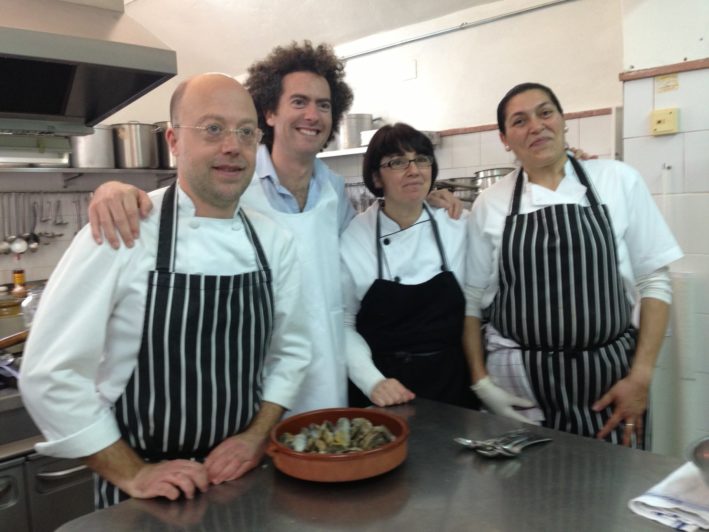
left=628, top=461, right=709, bottom=531
left=484, top=323, right=544, bottom=423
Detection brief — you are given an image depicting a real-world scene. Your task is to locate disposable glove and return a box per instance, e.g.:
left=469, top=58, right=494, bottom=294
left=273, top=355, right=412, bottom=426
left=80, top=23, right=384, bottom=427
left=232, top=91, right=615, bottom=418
left=471, top=376, right=537, bottom=423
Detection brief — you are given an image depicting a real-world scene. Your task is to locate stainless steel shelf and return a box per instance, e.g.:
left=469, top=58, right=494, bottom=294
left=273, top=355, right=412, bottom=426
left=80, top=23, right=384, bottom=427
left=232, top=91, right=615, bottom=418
left=317, top=146, right=367, bottom=159
left=0, top=167, right=175, bottom=176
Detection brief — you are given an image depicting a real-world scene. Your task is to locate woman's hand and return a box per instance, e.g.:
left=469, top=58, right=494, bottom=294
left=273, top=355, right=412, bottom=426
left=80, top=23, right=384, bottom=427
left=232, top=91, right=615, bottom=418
left=88, top=181, right=153, bottom=249
left=567, top=146, right=598, bottom=161
left=370, top=378, right=416, bottom=406
left=592, top=375, right=649, bottom=446
left=427, top=188, right=463, bottom=219
left=472, top=376, right=537, bottom=423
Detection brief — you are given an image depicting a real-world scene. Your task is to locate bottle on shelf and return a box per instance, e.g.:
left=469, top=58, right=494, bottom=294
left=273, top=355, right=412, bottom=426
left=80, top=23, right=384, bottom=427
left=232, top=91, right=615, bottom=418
left=11, top=269, right=28, bottom=299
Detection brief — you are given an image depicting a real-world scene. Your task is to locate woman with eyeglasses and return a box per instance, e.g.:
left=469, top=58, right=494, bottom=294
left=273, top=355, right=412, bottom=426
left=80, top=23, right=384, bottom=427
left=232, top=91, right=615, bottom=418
left=463, top=83, right=682, bottom=447
left=341, top=123, right=478, bottom=409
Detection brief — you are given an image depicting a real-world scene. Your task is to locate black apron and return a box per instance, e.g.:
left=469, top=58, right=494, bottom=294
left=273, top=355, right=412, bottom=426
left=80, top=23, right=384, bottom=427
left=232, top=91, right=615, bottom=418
left=95, top=183, right=275, bottom=508
left=350, top=203, right=477, bottom=409
left=489, top=156, right=643, bottom=446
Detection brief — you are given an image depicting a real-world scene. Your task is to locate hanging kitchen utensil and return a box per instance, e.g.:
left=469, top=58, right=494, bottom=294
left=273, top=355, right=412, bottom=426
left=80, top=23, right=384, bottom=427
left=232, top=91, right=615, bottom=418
left=0, top=196, right=10, bottom=255
left=40, top=194, right=52, bottom=222
left=53, top=199, right=67, bottom=225
left=27, top=201, right=40, bottom=251
left=10, top=194, right=28, bottom=255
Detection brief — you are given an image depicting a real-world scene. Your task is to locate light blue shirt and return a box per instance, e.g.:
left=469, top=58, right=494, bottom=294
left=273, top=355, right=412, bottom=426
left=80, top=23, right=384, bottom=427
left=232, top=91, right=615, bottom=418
left=255, top=145, right=356, bottom=235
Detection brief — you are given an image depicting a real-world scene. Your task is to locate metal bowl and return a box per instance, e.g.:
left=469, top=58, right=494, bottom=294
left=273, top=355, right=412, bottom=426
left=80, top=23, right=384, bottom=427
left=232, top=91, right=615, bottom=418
left=474, top=167, right=515, bottom=189
left=267, top=407, right=409, bottom=482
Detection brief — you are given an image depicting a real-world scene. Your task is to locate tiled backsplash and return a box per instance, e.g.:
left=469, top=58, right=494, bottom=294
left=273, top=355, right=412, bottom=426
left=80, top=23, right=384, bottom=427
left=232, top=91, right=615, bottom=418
left=622, top=66, right=709, bottom=454
left=326, top=113, right=618, bottom=211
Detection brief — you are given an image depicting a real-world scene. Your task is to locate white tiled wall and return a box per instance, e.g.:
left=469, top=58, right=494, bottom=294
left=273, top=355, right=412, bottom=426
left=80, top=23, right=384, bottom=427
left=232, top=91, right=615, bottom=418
left=325, top=113, right=617, bottom=188
left=623, top=68, right=709, bottom=456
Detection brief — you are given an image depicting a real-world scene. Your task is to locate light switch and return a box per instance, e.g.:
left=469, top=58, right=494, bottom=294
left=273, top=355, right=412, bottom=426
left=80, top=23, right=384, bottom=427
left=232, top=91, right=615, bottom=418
left=651, top=108, right=679, bottom=136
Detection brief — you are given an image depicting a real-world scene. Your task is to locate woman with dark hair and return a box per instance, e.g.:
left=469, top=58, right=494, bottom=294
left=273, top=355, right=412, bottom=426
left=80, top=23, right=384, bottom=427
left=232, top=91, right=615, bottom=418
left=341, top=123, right=477, bottom=409
left=463, top=82, right=682, bottom=447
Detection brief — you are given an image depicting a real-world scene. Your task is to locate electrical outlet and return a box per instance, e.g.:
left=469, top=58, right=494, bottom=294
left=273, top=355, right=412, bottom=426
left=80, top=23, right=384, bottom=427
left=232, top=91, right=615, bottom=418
left=651, top=108, right=679, bottom=135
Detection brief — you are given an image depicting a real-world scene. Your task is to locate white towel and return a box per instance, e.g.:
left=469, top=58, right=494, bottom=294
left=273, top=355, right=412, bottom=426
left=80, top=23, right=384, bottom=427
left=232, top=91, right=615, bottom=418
left=628, top=461, right=709, bottom=531
left=484, top=323, right=545, bottom=423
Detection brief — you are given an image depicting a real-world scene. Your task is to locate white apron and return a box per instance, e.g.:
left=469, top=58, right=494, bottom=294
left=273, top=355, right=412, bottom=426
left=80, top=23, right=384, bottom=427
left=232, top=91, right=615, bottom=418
left=241, top=175, right=347, bottom=415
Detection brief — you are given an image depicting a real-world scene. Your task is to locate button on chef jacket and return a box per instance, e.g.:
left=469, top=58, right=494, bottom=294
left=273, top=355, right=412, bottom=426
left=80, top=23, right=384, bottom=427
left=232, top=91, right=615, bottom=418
left=340, top=201, right=468, bottom=392
left=20, top=184, right=311, bottom=459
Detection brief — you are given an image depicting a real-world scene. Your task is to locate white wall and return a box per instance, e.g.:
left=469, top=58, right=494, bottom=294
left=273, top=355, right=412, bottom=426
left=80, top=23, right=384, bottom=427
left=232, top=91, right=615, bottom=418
left=338, top=0, right=624, bottom=131
left=621, top=0, right=709, bottom=70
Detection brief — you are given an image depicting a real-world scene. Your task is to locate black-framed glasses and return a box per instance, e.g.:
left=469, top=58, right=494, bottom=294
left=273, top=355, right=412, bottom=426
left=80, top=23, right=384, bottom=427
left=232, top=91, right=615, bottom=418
left=173, top=124, right=263, bottom=146
left=379, top=154, right=434, bottom=171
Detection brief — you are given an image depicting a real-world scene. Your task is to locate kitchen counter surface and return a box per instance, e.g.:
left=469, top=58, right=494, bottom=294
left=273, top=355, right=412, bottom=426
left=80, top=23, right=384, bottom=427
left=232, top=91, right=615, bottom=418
left=57, top=399, right=682, bottom=532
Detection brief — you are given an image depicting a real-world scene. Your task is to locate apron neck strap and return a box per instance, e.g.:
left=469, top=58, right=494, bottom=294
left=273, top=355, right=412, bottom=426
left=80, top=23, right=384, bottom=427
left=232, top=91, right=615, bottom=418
left=375, top=202, right=450, bottom=280
left=156, top=182, right=178, bottom=272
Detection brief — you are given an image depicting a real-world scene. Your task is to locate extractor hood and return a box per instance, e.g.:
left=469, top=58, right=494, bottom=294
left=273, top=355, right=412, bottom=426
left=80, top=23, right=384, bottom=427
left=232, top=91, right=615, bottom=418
left=0, top=0, right=177, bottom=136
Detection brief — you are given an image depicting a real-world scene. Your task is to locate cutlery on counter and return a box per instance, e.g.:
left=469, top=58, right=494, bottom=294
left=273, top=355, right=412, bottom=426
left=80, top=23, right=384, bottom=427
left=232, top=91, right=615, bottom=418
left=454, top=429, right=552, bottom=458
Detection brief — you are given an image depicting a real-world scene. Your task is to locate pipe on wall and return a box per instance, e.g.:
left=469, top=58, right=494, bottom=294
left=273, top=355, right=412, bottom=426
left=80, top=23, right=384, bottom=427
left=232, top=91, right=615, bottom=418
left=341, top=0, right=574, bottom=61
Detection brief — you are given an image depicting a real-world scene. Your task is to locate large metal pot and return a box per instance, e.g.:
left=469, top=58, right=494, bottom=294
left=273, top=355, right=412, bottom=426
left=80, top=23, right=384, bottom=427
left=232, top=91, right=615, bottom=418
left=339, top=114, right=374, bottom=149
left=111, top=122, right=159, bottom=169
left=153, top=121, right=176, bottom=169
left=474, top=167, right=515, bottom=189
left=70, top=126, right=115, bottom=168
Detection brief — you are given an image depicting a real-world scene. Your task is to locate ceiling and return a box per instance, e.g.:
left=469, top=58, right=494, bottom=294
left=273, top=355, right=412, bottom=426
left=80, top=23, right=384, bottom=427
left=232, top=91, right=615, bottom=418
left=122, top=0, right=494, bottom=76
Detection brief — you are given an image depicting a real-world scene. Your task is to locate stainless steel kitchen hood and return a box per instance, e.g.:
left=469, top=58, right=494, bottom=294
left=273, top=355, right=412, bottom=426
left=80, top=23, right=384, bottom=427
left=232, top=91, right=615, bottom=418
left=0, top=0, right=177, bottom=136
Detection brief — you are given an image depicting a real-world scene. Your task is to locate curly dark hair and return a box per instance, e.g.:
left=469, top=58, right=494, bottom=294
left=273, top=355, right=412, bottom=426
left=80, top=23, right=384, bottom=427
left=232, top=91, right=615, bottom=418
left=245, top=41, right=354, bottom=151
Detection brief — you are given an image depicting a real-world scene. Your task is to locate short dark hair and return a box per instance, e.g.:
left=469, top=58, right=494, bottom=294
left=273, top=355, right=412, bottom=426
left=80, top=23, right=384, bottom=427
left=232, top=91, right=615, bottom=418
left=362, top=123, right=439, bottom=198
left=245, top=41, right=353, bottom=151
left=496, top=82, right=564, bottom=135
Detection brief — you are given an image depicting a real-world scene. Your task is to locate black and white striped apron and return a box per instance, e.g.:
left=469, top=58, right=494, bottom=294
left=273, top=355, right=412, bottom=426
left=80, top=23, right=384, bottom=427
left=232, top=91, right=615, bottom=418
left=488, top=156, right=642, bottom=446
left=95, top=183, right=274, bottom=508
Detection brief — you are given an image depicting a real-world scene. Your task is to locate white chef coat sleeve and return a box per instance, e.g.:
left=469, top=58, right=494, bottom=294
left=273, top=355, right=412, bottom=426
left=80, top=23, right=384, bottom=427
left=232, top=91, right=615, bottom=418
left=340, top=253, right=385, bottom=397
left=19, top=229, right=144, bottom=458
left=464, top=195, right=496, bottom=317
left=621, top=164, right=683, bottom=277
left=260, top=228, right=312, bottom=409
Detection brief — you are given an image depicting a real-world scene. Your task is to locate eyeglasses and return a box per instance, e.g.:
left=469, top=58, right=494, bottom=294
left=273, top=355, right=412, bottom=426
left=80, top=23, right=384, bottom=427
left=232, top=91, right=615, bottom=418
left=379, top=154, right=434, bottom=171
left=173, top=124, right=263, bottom=146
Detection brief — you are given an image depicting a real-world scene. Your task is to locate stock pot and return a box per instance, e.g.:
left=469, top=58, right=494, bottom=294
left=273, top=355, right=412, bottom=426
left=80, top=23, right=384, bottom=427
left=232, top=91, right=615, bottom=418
left=111, top=122, right=159, bottom=169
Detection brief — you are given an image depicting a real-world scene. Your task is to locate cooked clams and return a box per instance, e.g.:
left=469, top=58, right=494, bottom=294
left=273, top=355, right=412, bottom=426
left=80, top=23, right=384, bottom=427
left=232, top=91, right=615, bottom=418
left=279, top=417, right=395, bottom=454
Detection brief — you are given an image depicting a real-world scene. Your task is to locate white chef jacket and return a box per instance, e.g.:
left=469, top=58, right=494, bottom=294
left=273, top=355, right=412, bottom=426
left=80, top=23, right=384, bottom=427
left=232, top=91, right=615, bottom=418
left=465, top=158, right=683, bottom=318
left=20, top=184, right=311, bottom=458
left=340, top=201, right=468, bottom=395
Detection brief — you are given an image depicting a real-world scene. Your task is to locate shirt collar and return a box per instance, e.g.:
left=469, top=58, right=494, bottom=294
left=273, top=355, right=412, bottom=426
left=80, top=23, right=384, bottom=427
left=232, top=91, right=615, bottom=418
left=175, top=181, right=242, bottom=221
left=525, top=159, right=587, bottom=206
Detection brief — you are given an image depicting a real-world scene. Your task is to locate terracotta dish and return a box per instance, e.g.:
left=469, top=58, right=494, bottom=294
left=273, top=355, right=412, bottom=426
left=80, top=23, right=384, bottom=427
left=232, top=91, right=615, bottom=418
left=267, top=407, right=409, bottom=482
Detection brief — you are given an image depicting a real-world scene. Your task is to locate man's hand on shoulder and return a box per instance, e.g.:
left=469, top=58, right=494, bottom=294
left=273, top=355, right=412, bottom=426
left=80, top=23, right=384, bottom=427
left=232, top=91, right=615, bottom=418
left=427, top=188, right=463, bottom=219
left=89, top=181, right=154, bottom=249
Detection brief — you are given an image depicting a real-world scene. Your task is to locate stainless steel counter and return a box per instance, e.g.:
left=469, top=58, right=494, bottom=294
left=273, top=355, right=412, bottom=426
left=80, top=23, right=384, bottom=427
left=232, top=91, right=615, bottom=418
left=57, top=399, right=682, bottom=532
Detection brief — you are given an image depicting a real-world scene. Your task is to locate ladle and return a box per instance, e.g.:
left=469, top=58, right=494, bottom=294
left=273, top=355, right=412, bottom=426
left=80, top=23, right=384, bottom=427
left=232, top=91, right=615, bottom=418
left=0, top=196, right=11, bottom=254
left=9, top=194, right=28, bottom=255
left=28, top=201, right=41, bottom=251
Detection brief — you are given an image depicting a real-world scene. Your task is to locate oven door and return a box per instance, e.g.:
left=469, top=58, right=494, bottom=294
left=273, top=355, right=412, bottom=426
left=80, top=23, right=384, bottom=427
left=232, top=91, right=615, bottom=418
left=0, top=456, right=30, bottom=532
left=25, top=454, right=94, bottom=532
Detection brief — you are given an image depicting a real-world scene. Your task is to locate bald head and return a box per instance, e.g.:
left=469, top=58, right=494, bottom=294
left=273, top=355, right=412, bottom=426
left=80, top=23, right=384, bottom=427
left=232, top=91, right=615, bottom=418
left=170, top=73, right=255, bottom=126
